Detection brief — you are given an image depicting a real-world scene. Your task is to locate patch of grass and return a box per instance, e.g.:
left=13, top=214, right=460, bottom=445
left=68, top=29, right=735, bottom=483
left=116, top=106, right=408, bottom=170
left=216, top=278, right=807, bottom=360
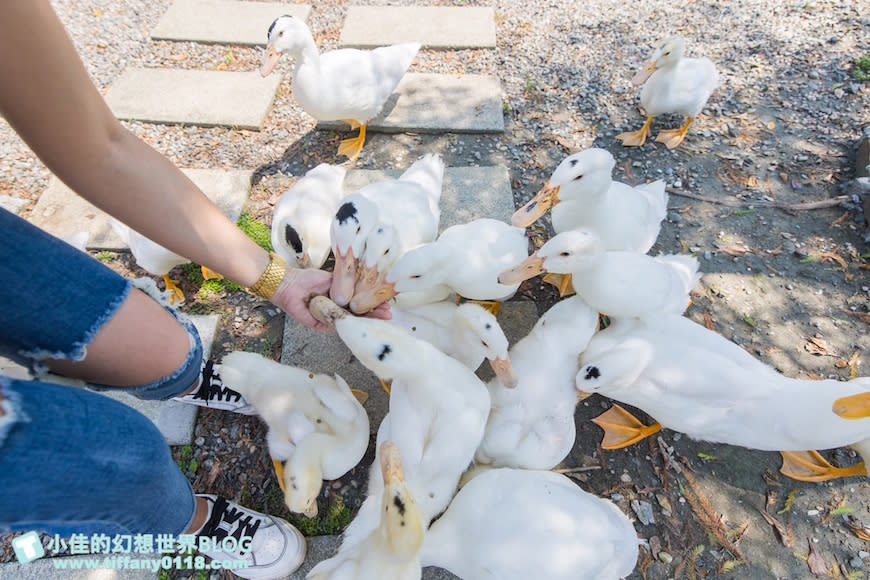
left=523, top=76, right=539, bottom=99
left=174, top=445, right=198, bottom=475
left=96, top=251, right=114, bottom=262
left=732, top=208, right=756, bottom=217
left=743, top=313, right=756, bottom=328
left=238, top=212, right=273, bottom=252
left=853, top=54, right=870, bottom=82
left=324, top=496, right=354, bottom=534
left=285, top=494, right=356, bottom=537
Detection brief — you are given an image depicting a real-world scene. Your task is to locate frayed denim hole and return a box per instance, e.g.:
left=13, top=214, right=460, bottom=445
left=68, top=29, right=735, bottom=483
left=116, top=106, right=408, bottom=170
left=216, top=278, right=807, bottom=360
left=0, top=378, right=31, bottom=449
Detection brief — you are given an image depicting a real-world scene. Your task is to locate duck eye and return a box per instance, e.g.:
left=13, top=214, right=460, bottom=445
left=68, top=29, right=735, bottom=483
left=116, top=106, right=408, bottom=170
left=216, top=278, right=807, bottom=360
left=481, top=340, right=489, bottom=348
left=573, top=174, right=583, bottom=181
left=411, top=274, right=422, bottom=279
left=278, top=31, right=284, bottom=37
left=383, top=249, right=390, bottom=256
left=663, top=51, right=670, bottom=56
left=559, top=251, right=570, bottom=257
left=355, top=226, right=361, bottom=234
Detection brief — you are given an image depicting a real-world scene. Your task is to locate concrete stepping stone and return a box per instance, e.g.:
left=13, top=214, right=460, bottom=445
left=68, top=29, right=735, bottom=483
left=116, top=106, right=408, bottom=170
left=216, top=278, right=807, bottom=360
left=339, top=6, right=496, bottom=49
left=318, top=73, right=504, bottom=134
left=29, top=169, right=253, bottom=250
left=104, top=69, right=281, bottom=130
left=0, top=315, right=218, bottom=446
left=151, top=0, right=310, bottom=46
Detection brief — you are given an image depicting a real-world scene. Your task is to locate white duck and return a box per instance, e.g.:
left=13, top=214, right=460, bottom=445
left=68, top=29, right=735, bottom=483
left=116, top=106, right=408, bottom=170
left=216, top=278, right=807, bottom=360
left=111, top=219, right=221, bottom=304
left=330, top=154, right=443, bottom=307
left=310, top=444, right=639, bottom=580
left=575, top=314, right=870, bottom=482
left=271, top=163, right=347, bottom=269
left=474, top=295, right=600, bottom=470
left=511, top=148, right=667, bottom=253
left=420, top=467, right=639, bottom=580
left=307, top=441, right=425, bottom=580
left=218, top=351, right=369, bottom=517
left=617, top=35, right=719, bottom=149
left=388, top=301, right=518, bottom=388
left=499, top=230, right=699, bottom=318
left=357, top=218, right=528, bottom=315
left=310, top=295, right=490, bottom=523
left=261, top=15, right=420, bottom=161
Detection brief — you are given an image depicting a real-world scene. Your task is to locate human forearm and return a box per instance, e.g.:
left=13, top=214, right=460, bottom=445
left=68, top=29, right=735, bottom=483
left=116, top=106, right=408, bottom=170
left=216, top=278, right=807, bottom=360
left=0, top=0, right=268, bottom=286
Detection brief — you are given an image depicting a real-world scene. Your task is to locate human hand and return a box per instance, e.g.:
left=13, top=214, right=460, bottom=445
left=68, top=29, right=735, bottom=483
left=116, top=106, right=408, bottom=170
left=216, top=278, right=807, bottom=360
left=270, top=266, right=334, bottom=331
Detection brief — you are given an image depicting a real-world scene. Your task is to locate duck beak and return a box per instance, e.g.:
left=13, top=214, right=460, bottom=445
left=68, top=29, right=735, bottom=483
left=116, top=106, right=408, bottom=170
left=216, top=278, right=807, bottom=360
left=631, top=59, right=657, bottom=87
left=330, top=247, right=357, bottom=306
left=498, top=254, right=545, bottom=285
left=489, top=356, right=519, bottom=389
left=297, top=252, right=312, bottom=269
left=349, top=268, right=397, bottom=314
left=260, top=44, right=281, bottom=77
left=833, top=392, right=870, bottom=420
left=380, top=440, right=404, bottom=484
left=511, top=183, right=560, bottom=228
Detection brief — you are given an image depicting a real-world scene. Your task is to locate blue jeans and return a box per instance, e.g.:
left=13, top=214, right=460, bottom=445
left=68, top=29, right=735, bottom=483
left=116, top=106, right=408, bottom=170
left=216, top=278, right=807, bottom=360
left=0, top=208, right=199, bottom=535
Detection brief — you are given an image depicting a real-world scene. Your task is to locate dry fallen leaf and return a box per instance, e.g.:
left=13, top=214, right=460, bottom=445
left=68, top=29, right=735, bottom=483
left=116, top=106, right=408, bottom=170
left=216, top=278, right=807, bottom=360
left=807, top=540, right=828, bottom=576
left=847, top=523, right=870, bottom=542
left=719, top=244, right=750, bottom=257
left=758, top=509, right=794, bottom=547
left=804, top=337, right=831, bottom=356
left=704, top=312, right=715, bottom=330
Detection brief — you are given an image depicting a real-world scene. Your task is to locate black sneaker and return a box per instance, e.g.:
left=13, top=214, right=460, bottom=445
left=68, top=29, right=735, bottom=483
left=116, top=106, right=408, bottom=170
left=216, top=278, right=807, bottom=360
left=174, top=359, right=257, bottom=415
left=195, top=494, right=306, bottom=579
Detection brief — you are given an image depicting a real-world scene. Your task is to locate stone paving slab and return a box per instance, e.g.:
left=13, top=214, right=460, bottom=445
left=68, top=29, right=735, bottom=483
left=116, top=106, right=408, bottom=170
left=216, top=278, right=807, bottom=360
left=342, top=165, right=514, bottom=227
left=29, top=169, right=253, bottom=250
left=151, top=0, right=310, bottom=46
left=317, top=73, right=504, bottom=134
left=105, top=69, right=281, bottom=130
left=0, top=315, right=218, bottom=446
left=339, top=6, right=496, bottom=49
left=0, top=195, right=27, bottom=215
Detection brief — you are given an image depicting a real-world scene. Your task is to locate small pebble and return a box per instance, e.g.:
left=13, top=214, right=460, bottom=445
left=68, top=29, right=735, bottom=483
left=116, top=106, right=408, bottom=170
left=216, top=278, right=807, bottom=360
left=658, top=552, right=673, bottom=564
left=807, top=509, right=820, bottom=516
left=851, top=557, right=864, bottom=569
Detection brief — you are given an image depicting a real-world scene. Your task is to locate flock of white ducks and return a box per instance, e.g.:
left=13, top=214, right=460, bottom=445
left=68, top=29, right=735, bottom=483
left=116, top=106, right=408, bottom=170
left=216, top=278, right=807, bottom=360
left=126, top=18, right=868, bottom=580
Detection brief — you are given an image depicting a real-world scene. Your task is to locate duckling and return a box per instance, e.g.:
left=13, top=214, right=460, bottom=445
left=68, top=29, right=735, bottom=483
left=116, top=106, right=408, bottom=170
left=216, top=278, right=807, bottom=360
left=617, top=36, right=719, bottom=149
left=331, top=154, right=443, bottom=307
left=359, top=218, right=528, bottom=315
left=261, top=15, right=420, bottom=161
left=218, top=351, right=369, bottom=516
left=271, top=163, right=347, bottom=269
left=474, top=295, right=600, bottom=470
left=500, top=230, right=699, bottom=317
left=575, top=314, right=870, bottom=482
left=420, top=468, right=639, bottom=580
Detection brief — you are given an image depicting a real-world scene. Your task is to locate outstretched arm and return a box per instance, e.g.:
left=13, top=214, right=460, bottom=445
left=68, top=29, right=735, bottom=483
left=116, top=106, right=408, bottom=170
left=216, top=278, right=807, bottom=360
left=0, top=0, right=339, bottom=328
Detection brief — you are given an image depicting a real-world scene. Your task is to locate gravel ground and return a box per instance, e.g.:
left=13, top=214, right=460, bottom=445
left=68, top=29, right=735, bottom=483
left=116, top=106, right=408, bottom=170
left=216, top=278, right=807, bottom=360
left=2, top=0, right=870, bottom=578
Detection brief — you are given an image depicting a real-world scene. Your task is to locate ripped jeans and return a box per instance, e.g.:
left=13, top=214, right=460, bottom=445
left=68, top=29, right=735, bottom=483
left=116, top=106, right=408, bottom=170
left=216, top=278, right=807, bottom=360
left=0, top=208, right=198, bottom=535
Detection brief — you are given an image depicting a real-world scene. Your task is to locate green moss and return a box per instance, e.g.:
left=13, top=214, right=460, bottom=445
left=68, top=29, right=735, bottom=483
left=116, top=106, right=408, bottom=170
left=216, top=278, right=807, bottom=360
left=324, top=496, right=354, bottom=534
left=853, top=55, right=870, bottom=82
left=238, top=212, right=274, bottom=252
left=96, top=251, right=114, bottom=262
